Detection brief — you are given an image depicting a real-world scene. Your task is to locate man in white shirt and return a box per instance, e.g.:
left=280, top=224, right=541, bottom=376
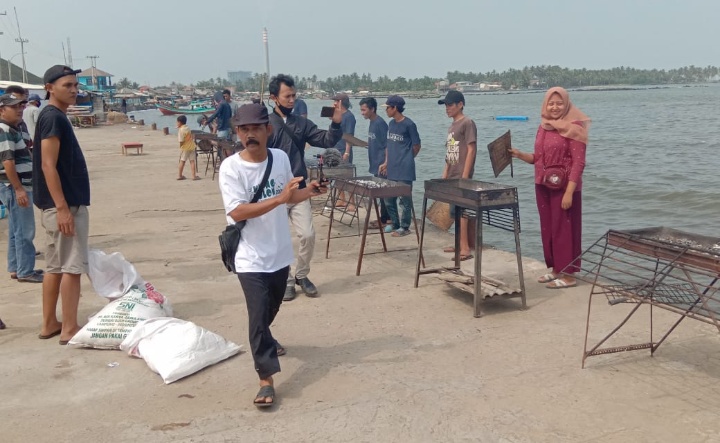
left=218, top=103, right=327, bottom=408
left=23, top=94, right=42, bottom=141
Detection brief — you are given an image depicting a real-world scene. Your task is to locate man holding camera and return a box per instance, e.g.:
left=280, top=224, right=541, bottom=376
left=267, top=74, right=343, bottom=301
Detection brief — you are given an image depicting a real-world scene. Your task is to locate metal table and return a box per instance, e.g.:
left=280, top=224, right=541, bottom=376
left=572, top=227, right=720, bottom=368
left=414, top=179, right=526, bottom=317
left=325, top=176, right=422, bottom=276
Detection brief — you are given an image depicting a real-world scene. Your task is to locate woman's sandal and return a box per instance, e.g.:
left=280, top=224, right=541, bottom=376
left=546, top=279, right=577, bottom=289
left=254, top=385, right=275, bottom=408
left=537, top=273, right=557, bottom=284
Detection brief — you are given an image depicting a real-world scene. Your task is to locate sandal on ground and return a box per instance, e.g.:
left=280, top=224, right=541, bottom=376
left=451, top=254, right=473, bottom=262
left=176, top=176, right=186, bottom=181
left=192, top=176, right=201, bottom=181
left=537, top=273, right=557, bottom=284
left=38, top=327, right=62, bottom=340
left=254, top=385, right=275, bottom=408
left=443, top=246, right=455, bottom=253
left=546, top=279, right=577, bottom=289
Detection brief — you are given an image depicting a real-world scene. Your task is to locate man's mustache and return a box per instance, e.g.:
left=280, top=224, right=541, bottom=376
left=246, top=139, right=260, bottom=146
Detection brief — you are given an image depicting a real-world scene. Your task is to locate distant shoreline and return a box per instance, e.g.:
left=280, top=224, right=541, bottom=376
left=300, top=83, right=713, bottom=100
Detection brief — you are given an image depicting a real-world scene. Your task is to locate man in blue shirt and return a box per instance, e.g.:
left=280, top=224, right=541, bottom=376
left=292, top=94, right=307, bottom=118
left=360, top=97, right=390, bottom=228
left=378, top=95, right=421, bottom=237
left=331, top=93, right=356, bottom=164
left=331, top=93, right=356, bottom=207
left=205, top=93, right=232, bottom=141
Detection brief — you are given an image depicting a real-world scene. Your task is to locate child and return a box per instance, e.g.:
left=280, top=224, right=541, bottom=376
left=177, top=115, right=199, bottom=180
left=438, top=90, right=477, bottom=260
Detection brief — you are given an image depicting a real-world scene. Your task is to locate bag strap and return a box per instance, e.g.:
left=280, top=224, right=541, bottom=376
left=250, top=150, right=274, bottom=204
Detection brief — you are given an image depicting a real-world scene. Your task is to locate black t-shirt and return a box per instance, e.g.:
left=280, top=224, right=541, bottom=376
left=32, top=105, right=91, bottom=210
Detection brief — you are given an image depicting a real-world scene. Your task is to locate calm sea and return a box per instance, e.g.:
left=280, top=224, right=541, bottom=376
left=135, top=84, right=720, bottom=260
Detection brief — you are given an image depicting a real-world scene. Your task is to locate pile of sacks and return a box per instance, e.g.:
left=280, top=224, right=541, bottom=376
left=68, top=250, right=242, bottom=383
left=106, top=111, right=129, bottom=124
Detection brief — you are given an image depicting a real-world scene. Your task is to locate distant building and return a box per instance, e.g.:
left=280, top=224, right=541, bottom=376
left=228, top=70, right=253, bottom=83
left=78, top=67, right=114, bottom=91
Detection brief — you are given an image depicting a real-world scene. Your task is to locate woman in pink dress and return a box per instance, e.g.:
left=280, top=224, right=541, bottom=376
left=510, top=87, right=590, bottom=289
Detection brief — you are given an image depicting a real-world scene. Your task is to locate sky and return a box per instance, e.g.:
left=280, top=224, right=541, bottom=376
left=5, top=0, right=719, bottom=86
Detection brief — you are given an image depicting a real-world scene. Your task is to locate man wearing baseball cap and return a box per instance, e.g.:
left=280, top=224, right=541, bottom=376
left=32, top=64, right=88, bottom=344
left=219, top=103, right=327, bottom=407
left=438, top=90, right=478, bottom=261
left=379, top=95, right=421, bottom=237
left=0, top=93, right=43, bottom=284
left=23, top=94, right=42, bottom=143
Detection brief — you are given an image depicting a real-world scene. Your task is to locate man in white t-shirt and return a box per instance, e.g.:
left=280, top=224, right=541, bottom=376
left=218, top=103, right=327, bottom=408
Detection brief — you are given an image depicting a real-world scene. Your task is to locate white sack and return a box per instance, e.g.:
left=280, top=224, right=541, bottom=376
left=88, top=249, right=145, bottom=299
left=120, top=317, right=242, bottom=384
left=69, top=283, right=172, bottom=349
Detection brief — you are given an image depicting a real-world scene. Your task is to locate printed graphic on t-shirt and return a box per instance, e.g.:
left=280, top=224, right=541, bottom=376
left=388, top=133, right=404, bottom=142
left=252, top=177, right=285, bottom=200
left=446, top=132, right=459, bottom=165
left=368, top=132, right=376, bottom=141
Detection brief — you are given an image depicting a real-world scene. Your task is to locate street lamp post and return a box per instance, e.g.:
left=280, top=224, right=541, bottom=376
left=7, top=52, right=25, bottom=82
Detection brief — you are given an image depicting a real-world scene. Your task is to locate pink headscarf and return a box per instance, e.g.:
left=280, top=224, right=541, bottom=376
left=540, top=87, right=591, bottom=145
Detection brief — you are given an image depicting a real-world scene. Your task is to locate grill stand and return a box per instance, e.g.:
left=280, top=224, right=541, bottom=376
left=573, top=228, right=720, bottom=368
left=414, top=179, right=526, bottom=318
left=325, top=177, right=424, bottom=276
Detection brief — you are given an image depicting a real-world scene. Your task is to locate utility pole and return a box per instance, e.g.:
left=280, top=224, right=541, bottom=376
left=87, top=55, right=99, bottom=90
left=263, top=28, right=270, bottom=83
left=0, top=11, right=6, bottom=82
left=67, top=37, right=73, bottom=68
left=13, top=7, right=28, bottom=83
left=0, top=31, right=3, bottom=82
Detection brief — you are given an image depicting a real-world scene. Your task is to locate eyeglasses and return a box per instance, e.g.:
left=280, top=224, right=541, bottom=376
left=2, top=103, right=26, bottom=109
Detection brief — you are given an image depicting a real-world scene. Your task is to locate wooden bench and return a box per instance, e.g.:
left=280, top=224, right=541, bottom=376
left=121, top=142, right=143, bottom=155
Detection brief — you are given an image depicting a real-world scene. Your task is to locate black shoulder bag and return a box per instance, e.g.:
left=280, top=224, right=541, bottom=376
left=219, top=150, right=274, bottom=273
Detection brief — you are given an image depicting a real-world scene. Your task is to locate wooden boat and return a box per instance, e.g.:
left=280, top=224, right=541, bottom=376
left=156, top=103, right=215, bottom=116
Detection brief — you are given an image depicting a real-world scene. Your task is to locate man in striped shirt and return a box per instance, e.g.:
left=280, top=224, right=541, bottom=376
left=0, top=93, right=43, bottom=283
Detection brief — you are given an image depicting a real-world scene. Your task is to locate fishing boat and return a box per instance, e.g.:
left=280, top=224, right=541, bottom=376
left=156, top=103, right=215, bottom=116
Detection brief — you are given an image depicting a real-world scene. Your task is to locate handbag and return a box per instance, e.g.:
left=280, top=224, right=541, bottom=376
left=219, top=150, right=274, bottom=272
left=537, top=129, right=568, bottom=191
left=541, top=164, right=568, bottom=191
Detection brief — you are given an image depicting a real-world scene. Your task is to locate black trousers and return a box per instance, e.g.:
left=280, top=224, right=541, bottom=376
left=237, top=266, right=289, bottom=379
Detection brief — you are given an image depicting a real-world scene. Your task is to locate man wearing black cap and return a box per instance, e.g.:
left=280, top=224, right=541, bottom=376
left=4, top=85, right=33, bottom=150
left=438, top=90, right=478, bottom=260
left=0, top=93, right=43, bottom=283
left=379, top=95, right=421, bottom=237
left=219, top=103, right=327, bottom=407
left=32, top=65, right=90, bottom=344
left=267, top=73, right=343, bottom=301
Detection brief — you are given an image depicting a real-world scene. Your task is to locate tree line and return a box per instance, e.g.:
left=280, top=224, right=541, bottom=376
left=122, top=65, right=720, bottom=93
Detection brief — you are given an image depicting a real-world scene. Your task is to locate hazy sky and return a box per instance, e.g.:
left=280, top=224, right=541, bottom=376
left=6, top=0, right=719, bottom=86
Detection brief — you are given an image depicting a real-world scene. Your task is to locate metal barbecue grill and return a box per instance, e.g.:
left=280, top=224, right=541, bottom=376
left=414, top=179, right=526, bottom=317
left=571, top=227, right=720, bottom=367
left=325, top=176, right=422, bottom=276
left=305, top=157, right=356, bottom=212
